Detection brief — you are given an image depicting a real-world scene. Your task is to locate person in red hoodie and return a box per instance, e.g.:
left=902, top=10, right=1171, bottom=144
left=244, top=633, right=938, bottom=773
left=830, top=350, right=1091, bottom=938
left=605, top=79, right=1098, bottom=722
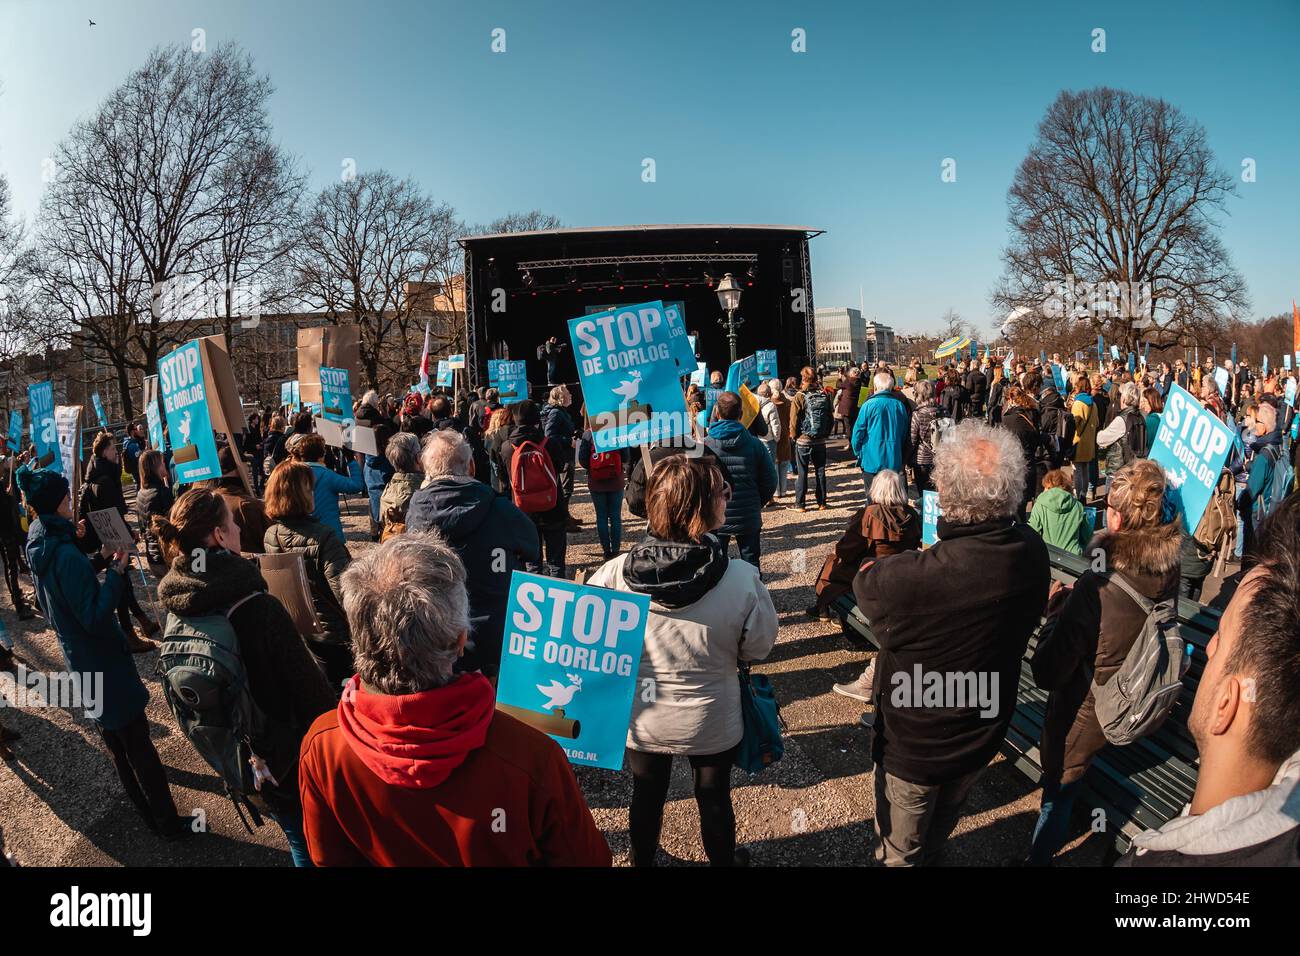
left=297, top=532, right=612, bottom=866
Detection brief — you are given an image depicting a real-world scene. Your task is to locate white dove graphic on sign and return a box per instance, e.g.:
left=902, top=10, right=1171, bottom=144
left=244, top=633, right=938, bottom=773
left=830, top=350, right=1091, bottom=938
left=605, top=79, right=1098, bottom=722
left=611, top=370, right=642, bottom=405
left=537, top=674, right=583, bottom=710
left=178, top=410, right=193, bottom=447
left=1165, top=467, right=1187, bottom=490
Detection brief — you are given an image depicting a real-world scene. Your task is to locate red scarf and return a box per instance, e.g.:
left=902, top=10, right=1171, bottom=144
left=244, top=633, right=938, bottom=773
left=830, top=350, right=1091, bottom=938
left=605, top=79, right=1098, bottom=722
left=337, top=673, right=495, bottom=789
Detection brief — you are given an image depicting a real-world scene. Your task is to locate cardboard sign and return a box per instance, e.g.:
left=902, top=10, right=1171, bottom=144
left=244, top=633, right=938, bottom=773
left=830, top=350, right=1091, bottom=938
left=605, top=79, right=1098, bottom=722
left=320, top=366, right=353, bottom=424
left=28, top=381, right=58, bottom=471
left=496, top=571, right=649, bottom=771
left=160, top=340, right=221, bottom=484
left=1149, top=383, right=1235, bottom=534
left=257, top=552, right=323, bottom=640
left=55, top=405, right=81, bottom=498
left=436, top=360, right=453, bottom=387
left=922, top=490, right=942, bottom=546
left=569, top=300, right=689, bottom=452
left=87, top=508, right=136, bottom=553
left=314, top=416, right=346, bottom=448
left=487, top=359, right=528, bottom=402
left=351, top=424, right=379, bottom=457
left=297, top=325, right=360, bottom=405
left=6, top=410, right=21, bottom=453
left=143, top=375, right=165, bottom=451
left=91, top=392, right=108, bottom=428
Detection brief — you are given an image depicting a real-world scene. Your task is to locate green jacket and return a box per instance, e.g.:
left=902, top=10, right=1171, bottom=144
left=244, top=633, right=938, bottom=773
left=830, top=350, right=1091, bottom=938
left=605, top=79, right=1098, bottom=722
left=1029, top=486, right=1092, bottom=556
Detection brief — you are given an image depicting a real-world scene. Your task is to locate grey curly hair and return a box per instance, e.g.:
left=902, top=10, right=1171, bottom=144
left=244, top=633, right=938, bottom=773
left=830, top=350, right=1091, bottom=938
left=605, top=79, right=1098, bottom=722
left=931, top=419, right=1026, bottom=525
left=341, top=532, right=470, bottom=695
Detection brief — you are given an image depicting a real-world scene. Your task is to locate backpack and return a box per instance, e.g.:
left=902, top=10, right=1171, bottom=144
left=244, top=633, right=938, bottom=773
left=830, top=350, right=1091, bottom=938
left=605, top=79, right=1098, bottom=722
left=1045, top=406, right=1076, bottom=460
left=510, top=439, right=559, bottom=513
left=1090, top=572, right=1186, bottom=746
left=1253, top=444, right=1293, bottom=521
left=801, top=389, right=833, bottom=440
left=156, top=594, right=270, bottom=820
left=588, top=449, right=621, bottom=483
left=1193, top=469, right=1236, bottom=560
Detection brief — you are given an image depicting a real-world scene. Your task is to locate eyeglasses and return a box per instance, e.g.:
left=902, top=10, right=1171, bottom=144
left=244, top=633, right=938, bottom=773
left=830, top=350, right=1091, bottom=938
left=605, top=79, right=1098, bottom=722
left=716, top=481, right=732, bottom=501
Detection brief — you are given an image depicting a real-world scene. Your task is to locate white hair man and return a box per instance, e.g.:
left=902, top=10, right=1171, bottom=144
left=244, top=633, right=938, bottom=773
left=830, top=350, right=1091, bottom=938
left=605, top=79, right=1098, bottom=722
left=297, top=532, right=611, bottom=867
left=852, top=419, right=1050, bottom=866
left=849, top=369, right=909, bottom=502
left=403, top=430, right=540, bottom=676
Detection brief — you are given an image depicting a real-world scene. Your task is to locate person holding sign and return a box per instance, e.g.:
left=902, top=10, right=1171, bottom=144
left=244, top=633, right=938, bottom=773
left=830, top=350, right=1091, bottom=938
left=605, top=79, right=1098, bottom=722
left=24, top=470, right=196, bottom=841
left=587, top=455, right=778, bottom=867
left=298, top=534, right=611, bottom=866
left=264, top=462, right=356, bottom=690
left=78, top=432, right=160, bottom=651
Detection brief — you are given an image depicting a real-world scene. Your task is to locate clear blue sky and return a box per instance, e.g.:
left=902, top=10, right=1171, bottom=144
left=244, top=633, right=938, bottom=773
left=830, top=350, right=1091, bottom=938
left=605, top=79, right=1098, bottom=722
left=1, top=0, right=1296, bottom=336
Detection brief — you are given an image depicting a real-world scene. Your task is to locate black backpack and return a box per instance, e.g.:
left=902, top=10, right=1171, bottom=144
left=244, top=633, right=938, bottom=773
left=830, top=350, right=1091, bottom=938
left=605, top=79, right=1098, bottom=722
left=1045, top=406, right=1075, bottom=460
left=802, top=390, right=833, bottom=440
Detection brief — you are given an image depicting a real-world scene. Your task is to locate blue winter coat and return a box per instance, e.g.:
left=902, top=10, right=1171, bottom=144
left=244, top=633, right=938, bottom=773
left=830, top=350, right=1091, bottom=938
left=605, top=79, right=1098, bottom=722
left=851, top=391, right=910, bottom=475
left=707, top=418, right=778, bottom=534
left=309, top=459, right=364, bottom=539
left=25, top=514, right=147, bottom=731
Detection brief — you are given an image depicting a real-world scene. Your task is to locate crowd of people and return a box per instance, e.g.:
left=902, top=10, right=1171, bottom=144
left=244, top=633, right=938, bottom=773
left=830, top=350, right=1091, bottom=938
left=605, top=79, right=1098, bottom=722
left=0, top=345, right=1297, bottom=869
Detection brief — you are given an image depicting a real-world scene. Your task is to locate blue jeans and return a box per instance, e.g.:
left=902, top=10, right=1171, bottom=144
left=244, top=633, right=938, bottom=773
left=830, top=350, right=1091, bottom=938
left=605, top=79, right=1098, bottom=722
left=717, top=529, right=761, bottom=570
left=1073, top=459, right=1097, bottom=500
left=1028, top=777, right=1083, bottom=865
left=795, top=442, right=827, bottom=507
left=270, top=807, right=314, bottom=868
left=591, top=490, right=624, bottom=555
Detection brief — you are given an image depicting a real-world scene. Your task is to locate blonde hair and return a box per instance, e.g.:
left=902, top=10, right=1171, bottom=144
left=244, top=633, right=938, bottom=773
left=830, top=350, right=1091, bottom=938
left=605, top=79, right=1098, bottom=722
left=1107, top=459, right=1167, bottom=532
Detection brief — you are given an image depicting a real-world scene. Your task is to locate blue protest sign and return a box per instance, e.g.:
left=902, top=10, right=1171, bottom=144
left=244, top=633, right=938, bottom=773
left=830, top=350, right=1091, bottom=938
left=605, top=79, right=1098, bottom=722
left=292, top=381, right=300, bottom=409
left=436, top=360, right=453, bottom=387
left=1149, top=383, right=1235, bottom=534
left=497, top=571, right=649, bottom=770
left=1039, top=350, right=1047, bottom=367
left=755, top=350, right=778, bottom=381
left=91, top=392, right=108, bottom=428
left=569, top=300, right=689, bottom=451
left=488, top=359, right=528, bottom=402
left=447, top=353, right=466, bottom=370
left=1085, top=506, right=1098, bottom=532
left=280, top=381, right=292, bottom=408
left=1286, top=379, right=1296, bottom=408
left=1127, top=351, right=1135, bottom=374
left=1097, top=335, right=1104, bottom=364
left=922, top=490, right=942, bottom=546
left=1213, top=367, right=1229, bottom=395
left=159, top=340, right=221, bottom=485
left=1262, top=355, right=1269, bottom=377
left=725, top=354, right=759, bottom=393
left=320, top=366, right=352, bottom=424
left=144, top=375, right=165, bottom=451
left=690, top=362, right=708, bottom=387
left=27, top=381, right=58, bottom=472
left=1051, top=363, right=1067, bottom=393
left=662, top=302, right=696, bottom=375
left=1110, top=344, right=1121, bottom=361
left=6, top=410, right=21, bottom=452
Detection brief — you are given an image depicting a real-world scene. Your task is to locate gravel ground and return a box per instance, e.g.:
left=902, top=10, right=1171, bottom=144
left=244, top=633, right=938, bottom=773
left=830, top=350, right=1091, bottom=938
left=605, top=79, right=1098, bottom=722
left=0, top=437, right=1116, bottom=867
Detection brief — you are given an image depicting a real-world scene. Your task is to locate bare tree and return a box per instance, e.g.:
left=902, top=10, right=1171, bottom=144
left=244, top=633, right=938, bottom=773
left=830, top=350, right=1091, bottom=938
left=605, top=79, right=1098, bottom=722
left=994, top=88, right=1248, bottom=353
left=479, top=209, right=562, bottom=234
left=50, top=43, right=281, bottom=393
left=292, top=170, right=460, bottom=391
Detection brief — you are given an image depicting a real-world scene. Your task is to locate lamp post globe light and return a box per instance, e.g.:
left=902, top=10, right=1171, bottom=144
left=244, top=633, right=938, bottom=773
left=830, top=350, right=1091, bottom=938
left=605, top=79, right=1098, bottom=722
left=715, top=272, right=744, bottom=364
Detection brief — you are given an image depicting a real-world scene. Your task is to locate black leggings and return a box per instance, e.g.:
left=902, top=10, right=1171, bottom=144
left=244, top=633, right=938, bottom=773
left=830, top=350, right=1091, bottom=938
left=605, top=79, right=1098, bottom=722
left=626, top=745, right=738, bottom=866
left=99, top=713, right=182, bottom=833
left=116, top=573, right=147, bottom=636
left=0, top=537, right=25, bottom=610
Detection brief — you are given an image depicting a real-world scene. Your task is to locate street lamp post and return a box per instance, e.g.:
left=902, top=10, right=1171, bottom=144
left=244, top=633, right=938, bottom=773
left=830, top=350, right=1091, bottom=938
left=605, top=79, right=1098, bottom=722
left=715, top=272, right=744, bottom=365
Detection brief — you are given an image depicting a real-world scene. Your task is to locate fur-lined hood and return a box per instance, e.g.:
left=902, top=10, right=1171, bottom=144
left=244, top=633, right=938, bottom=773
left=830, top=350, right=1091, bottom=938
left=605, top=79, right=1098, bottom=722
left=1087, top=519, right=1182, bottom=578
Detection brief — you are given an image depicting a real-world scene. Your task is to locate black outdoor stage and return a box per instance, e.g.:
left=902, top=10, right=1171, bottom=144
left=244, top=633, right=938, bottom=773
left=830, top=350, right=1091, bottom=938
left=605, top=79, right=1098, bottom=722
left=458, top=224, right=823, bottom=400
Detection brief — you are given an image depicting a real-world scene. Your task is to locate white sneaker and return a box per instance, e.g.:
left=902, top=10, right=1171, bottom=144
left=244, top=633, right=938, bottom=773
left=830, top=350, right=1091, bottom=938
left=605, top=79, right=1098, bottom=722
left=832, top=679, right=872, bottom=703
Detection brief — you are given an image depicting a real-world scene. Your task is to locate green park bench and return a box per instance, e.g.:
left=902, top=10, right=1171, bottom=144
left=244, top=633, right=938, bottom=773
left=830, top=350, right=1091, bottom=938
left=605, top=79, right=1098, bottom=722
left=832, top=543, right=1219, bottom=856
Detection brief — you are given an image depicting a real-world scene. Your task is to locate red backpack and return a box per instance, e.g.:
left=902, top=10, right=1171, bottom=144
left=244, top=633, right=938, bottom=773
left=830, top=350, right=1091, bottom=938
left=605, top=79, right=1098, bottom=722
left=588, top=449, right=621, bottom=483
left=511, top=439, right=559, bottom=513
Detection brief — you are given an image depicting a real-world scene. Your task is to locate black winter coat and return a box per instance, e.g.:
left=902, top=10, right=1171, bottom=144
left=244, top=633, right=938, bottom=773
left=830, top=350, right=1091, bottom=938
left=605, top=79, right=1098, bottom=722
left=135, top=477, right=175, bottom=568
left=705, top=419, right=777, bottom=535
left=854, top=517, right=1050, bottom=785
left=624, top=439, right=735, bottom=519
left=405, top=475, right=540, bottom=676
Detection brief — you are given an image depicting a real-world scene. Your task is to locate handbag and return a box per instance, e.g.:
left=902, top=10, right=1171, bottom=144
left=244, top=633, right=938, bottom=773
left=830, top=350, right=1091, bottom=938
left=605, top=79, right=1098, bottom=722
left=734, top=662, right=786, bottom=774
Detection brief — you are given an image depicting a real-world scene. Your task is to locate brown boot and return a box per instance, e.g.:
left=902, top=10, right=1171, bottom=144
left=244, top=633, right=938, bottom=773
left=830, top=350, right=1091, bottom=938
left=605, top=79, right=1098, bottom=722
left=134, top=616, right=161, bottom=641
